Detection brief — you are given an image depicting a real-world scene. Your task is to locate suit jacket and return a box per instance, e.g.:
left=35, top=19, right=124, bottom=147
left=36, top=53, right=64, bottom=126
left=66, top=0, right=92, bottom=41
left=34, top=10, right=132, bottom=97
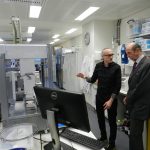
left=127, top=56, right=150, bottom=120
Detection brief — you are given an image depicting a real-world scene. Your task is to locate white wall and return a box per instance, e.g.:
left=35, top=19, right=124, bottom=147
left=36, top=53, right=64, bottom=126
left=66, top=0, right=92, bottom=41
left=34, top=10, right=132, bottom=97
left=121, top=7, right=150, bottom=44
left=82, top=20, right=115, bottom=55
left=59, top=35, right=82, bottom=49
left=94, top=20, right=116, bottom=51
left=82, top=21, right=94, bottom=56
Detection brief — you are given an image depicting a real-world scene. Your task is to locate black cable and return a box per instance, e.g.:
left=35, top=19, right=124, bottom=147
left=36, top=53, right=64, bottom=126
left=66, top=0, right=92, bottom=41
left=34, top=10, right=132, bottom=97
left=33, top=136, right=48, bottom=143
left=59, top=126, right=68, bottom=135
left=33, top=134, right=49, bottom=150
left=40, top=133, right=42, bottom=150
left=34, top=127, right=76, bottom=150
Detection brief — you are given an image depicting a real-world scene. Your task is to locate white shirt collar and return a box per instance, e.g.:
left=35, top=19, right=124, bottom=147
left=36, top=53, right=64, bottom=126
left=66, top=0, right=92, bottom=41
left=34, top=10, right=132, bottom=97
left=136, top=54, right=144, bottom=65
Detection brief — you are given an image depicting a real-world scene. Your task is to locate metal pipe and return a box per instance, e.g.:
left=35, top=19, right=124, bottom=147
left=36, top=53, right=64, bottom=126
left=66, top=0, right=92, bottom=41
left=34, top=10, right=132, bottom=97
left=116, top=19, right=121, bottom=45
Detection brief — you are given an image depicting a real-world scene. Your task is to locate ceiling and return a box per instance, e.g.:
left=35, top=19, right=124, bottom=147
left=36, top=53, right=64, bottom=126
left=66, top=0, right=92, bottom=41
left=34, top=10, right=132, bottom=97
left=0, top=0, right=150, bottom=45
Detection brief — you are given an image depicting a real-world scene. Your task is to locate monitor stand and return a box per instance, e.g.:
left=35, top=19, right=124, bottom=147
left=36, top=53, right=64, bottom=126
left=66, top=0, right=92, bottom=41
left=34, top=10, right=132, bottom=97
left=44, top=110, right=75, bottom=150
left=44, top=141, right=76, bottom=150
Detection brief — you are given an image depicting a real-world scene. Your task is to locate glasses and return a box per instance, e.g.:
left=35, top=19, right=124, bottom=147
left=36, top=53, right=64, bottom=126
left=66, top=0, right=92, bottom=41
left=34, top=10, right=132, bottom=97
left=104, top=54, right=114, bottom=57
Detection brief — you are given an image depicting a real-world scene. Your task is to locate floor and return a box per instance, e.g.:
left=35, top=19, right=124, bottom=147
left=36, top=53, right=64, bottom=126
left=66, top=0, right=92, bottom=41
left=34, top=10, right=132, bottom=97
left=87, top=104, right=129, bottom=150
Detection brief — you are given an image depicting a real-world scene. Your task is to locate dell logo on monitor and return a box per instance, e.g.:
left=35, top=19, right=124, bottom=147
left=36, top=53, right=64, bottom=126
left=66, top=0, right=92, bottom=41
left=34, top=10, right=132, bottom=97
left=51, top=92, right=58, bottom=100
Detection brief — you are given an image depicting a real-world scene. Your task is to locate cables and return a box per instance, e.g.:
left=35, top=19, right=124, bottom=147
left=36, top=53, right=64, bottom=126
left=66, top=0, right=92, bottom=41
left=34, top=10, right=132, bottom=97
left=33, top=136, right=49, bottom=143
left=33, top=127, right=75, bottom=150
left=33, top=130, right=49, bottom=150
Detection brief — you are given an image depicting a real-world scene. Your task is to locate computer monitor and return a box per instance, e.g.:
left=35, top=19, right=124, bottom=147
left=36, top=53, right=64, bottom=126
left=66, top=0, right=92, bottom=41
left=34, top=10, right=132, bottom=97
left=34, top=86, right=90, bottom=150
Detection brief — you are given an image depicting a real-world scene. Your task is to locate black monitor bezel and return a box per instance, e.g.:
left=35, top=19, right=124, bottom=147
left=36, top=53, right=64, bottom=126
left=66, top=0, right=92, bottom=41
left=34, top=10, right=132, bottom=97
left=34, top=86, right=90, bottom=132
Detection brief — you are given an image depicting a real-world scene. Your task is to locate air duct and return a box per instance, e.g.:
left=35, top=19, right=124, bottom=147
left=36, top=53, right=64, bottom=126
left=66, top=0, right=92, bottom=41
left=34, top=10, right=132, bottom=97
left=11, top=16, right=22, bottom=44
left=116, top=19, right=121, bottom=45
left=0, top=0, right=43, bottom=5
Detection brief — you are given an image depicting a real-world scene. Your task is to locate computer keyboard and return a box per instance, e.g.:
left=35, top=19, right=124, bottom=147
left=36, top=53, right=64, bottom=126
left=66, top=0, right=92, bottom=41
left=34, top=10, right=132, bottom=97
left=60, top=129, right=105, bottom=150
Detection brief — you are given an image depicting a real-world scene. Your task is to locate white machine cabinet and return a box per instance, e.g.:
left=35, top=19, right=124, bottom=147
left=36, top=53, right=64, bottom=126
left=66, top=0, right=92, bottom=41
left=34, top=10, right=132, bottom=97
left=0, top=44, right=54, bottom=131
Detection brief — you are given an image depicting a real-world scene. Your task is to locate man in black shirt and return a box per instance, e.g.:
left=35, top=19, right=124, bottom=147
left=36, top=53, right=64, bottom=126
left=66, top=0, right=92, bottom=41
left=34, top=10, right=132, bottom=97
left=77, top=48, right=121, bottom=150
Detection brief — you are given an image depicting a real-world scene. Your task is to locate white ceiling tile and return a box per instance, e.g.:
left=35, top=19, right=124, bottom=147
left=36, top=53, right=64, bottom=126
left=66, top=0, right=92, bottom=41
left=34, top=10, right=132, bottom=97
left=0, top=0, right=149, bottom=43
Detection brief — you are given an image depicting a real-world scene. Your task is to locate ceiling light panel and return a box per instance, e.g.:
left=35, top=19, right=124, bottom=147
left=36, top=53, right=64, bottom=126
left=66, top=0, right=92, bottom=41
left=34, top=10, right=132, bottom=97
left=75, top=7, right=99, bottom=21
left=50, top=41, right=55, bottom=44
left=29, top=5, right=42, bottom=18
left=54, top=39, right=60, bottom=42
left=28, top=27, right=35, bottom=33
left=0, top=38, right=4, bottom=42
left=52, top=34, right=60, bottom=39
left=27, top=38, right=32, bottom=42
left=65, top=28, right=77, bottom=34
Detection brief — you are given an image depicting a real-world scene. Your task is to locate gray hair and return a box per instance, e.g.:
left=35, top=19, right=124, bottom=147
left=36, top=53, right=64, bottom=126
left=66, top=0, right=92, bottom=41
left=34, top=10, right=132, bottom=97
left=132, top=43, right=142, bottom=51
left=101, top=48, right=110, bottom=56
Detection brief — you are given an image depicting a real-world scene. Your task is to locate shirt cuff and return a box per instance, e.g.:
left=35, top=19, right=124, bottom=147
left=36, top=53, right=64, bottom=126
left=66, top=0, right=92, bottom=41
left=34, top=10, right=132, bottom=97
left=111, top=93, right=117, bottom=101
left=85, top=77, right=91, bottom=83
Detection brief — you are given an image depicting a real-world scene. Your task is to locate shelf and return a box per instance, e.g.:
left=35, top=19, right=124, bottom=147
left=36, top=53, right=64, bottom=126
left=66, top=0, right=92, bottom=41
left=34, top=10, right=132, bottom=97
left=121, top=64, right=133, bottom=67
left=129, top=33, right=150, bottom=39
left=142, top=50, right=150, bottom=52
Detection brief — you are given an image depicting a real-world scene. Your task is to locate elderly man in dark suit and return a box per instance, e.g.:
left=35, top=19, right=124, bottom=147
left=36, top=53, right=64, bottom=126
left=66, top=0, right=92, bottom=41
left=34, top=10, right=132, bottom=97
left=124, top=43, right=150, bottom=150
